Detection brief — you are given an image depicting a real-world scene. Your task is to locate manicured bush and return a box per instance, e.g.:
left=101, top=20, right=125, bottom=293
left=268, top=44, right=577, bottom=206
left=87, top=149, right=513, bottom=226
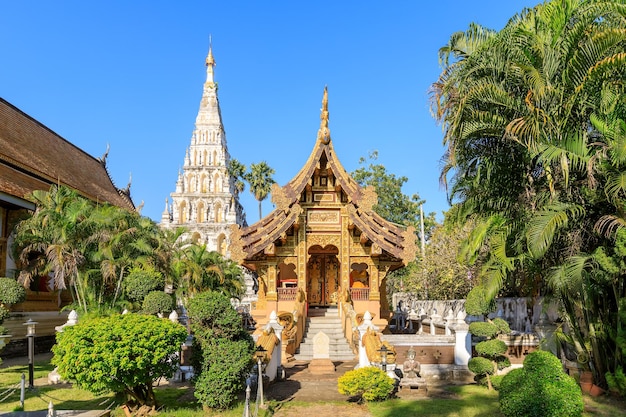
left=476, top=339, right=507, bottom=358
left=465, top=286, right=496, bottom=316
left=52, top=313, right=187, bottom=407
left=469, top=321, right=498, bottom=339
left=186, top=292, right=254, bottom=410
left=187, top=291, right=248, bottom=342
left=499, top=350, right=583, bottom=417
left=123, top=267, right=164, bottom=303
left=490, top=374, right=505, bottom=390
left=492, top=318, right=511, bottom=334
left=193, top=338, right=254, bottom=409
left=0, top=277, right=27, bottom=305
left=337, top=366, right=395, bottom=402
left=0, top=277, right=26, bottom=335
left=469, top=356, right=495, bottom=381
left=142, top=291, right=174, bottom=315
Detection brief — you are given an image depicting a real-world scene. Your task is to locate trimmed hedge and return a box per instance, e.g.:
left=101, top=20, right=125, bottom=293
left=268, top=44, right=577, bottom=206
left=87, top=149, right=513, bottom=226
left=469, top=321, right=498, bottom=339
left=499, top=351, right=583, bottom=417
left=465, top=286, right=496, bottom=316
left=124, top=267, right=164, bottom=303
left=142, top=291, right=174, bottom=315
left=338, top=366, right=395, bottom=402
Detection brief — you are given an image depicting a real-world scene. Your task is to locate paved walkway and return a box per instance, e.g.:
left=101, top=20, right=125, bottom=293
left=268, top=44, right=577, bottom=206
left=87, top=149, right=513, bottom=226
left=266, top=359, right=431, bottom=402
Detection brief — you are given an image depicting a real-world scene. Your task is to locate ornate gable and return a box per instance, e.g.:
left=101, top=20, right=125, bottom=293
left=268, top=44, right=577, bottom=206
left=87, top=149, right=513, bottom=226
left=230, top=87, right=416, bottom=266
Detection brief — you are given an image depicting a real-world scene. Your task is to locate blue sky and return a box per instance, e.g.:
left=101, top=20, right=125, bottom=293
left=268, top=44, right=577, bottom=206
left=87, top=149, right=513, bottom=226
left=1, top=1, right=537, bottom=223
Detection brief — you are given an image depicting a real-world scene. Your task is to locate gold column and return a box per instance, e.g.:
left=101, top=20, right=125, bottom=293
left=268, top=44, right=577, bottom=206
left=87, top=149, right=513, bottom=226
left=297, top=213, right=307, bottom=291
left=266, top=262, right=278, bottom=301
left=369, top=260, right=380, bottom=301
left=341, top=210, right=351, bottom=289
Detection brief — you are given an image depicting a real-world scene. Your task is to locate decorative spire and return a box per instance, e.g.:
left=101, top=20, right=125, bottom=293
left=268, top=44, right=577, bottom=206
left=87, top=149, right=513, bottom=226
left=205, top=37, right=216, bottom=85
left=317, top=86, right=331, bottom=144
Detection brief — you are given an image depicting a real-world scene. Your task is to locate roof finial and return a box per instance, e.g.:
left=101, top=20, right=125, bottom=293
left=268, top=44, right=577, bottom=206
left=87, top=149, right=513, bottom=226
left=205, top=36, right=216, bottom=85
left=317, top=86, right=331, bottom=144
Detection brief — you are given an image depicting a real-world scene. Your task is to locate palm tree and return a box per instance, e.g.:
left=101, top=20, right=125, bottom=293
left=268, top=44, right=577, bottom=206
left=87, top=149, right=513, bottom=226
left=89, top=205, right=159, bottom=308
left=171, top=244, right=243, bottom=300
left=432, top=0, right=626, bottom=384
left=245, top=161, right=275, bottom=220
left=227, top=158, right=247, bottom=196
left=13, top=186, right=93, bottom=312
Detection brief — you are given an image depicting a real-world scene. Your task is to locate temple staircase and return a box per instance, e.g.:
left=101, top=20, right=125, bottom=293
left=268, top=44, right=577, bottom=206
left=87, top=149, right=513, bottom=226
left=294, top=307, right=356, bottom=361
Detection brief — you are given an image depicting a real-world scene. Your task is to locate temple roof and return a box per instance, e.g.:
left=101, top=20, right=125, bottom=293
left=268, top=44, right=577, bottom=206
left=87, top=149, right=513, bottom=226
left=0, top=98, right=134, bottom=210
left=230, top=88, right=417, bottom=265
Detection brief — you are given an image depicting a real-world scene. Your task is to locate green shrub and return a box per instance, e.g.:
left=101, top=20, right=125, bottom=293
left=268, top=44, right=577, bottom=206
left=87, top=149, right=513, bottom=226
left=193, top=338, right=254, bottom=409
left=492, top=317, right=511, bottom=334
left=490, top=374, right=505, bottom=390
left=476, top=339, right=507, bottom=358
left=606, top=368, right=626, bottom=397
left=186, top=292, right=254, bottom=410
left=187, top=291, right=248, bottom=342
left=469, top=357, right=495, bottom=377
left=465, top=286, right=496, bottom=316
left=338, top=366, right=395, bottom=402
left=52, top=314, right=187, bottom=407
left=499, top=368, right=524, bottom=396
left=0, top=277, right=27, bottom=305
left=469, top=321, right=498, bottom=339
left=142, top=291, right=174, bottom=315
left=0, top=278, right=26, bottom=343
left=499, top=351, right=583, bottom=417
left=124, top=267, right=164, bottom=303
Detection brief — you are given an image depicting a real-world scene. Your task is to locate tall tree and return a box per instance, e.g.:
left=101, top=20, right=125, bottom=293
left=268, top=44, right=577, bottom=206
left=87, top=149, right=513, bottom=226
left=13, top=186, right=93, bottom=312
left=244, top=161, right=276, bottom=220
left=432, top=0, right=626, bottom=386
left=351, top=151, right=437, bottom=239
left=227, top=158, right=247, bottom=196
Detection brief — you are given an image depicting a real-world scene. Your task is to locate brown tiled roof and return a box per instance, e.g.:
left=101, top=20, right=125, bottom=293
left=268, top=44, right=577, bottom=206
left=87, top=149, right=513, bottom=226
left=0, top=98, right=134, bottom=209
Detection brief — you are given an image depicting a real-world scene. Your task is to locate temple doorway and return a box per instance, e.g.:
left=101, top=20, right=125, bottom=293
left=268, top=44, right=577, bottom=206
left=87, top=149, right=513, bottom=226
left=306, top=244, right=340, bottom=307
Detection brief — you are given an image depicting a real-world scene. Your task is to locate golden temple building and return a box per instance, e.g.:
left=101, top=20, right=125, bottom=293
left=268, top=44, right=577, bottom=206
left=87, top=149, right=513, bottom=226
left=230, top=87, right=417, bottom=332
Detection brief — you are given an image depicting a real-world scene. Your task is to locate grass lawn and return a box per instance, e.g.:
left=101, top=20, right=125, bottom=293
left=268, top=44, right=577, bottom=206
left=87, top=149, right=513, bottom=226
left=2, top=360, right=625, bottom=416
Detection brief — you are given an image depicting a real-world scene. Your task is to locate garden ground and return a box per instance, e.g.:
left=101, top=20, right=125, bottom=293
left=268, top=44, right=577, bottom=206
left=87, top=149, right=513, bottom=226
left=1, top=353, right=625, bottom=417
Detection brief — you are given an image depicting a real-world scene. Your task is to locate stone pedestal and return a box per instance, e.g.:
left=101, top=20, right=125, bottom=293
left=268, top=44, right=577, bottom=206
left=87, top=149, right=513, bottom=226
left=308, top=331, right=335, bottom=375
left=399, top=376, right=428, bottom=396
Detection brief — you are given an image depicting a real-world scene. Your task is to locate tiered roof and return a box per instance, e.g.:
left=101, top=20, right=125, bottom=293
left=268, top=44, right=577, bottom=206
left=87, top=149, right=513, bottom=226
left=230, top=88, right=416, bottom=265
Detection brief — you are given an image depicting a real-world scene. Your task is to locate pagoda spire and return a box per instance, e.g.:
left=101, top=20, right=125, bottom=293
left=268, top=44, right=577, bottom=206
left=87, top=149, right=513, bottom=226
left=317, top=86, right=331, bottom=144
left=205, top=38, right=216, bottom=86
left=195, top=41, right=222, bottom=129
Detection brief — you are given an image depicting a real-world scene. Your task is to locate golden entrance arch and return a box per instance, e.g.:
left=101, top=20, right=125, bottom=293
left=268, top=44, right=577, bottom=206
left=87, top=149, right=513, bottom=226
left=306, top=244, right=339, bottom=307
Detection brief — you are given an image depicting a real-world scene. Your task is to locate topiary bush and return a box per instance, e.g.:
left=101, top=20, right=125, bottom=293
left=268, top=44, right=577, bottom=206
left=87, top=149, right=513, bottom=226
left=0, top=277, right=26, bottom=334
left=0, top=277, right=27, bottom=306
left=142, top=291, right=174, bottom=316
left=499, top=350, right=583, bottom=417
left=465, top=285, right=496, bottom=317
left=338, top=366, right=395, bottom=403
left=52, top=313, right=187, bottom=407
left=194, top=338, right=254, bottom=409
left=186, top=292, right=254, bottom=410
left=124, top=267, right=164, bottom=304
left=469, top=317, right=510, bottom=389
left=469, top=321, right=498, bottom=339
left=492, top=317, right=511, bottom=334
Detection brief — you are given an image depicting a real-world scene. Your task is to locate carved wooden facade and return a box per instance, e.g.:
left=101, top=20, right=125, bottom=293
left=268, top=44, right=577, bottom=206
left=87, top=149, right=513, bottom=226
left=230, top=88, right=417, bottom=327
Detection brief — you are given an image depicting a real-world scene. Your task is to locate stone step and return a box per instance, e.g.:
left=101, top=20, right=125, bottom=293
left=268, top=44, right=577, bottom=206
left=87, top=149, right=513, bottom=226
left=300, top=337, right=352, bottom=345
left=294, top=352, right=356, bottom=361
left=305, top=326, right=342, bottom=332
left=306, top=318, right=343, bottom=324
left=297, top=344, right=354, bottom=353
